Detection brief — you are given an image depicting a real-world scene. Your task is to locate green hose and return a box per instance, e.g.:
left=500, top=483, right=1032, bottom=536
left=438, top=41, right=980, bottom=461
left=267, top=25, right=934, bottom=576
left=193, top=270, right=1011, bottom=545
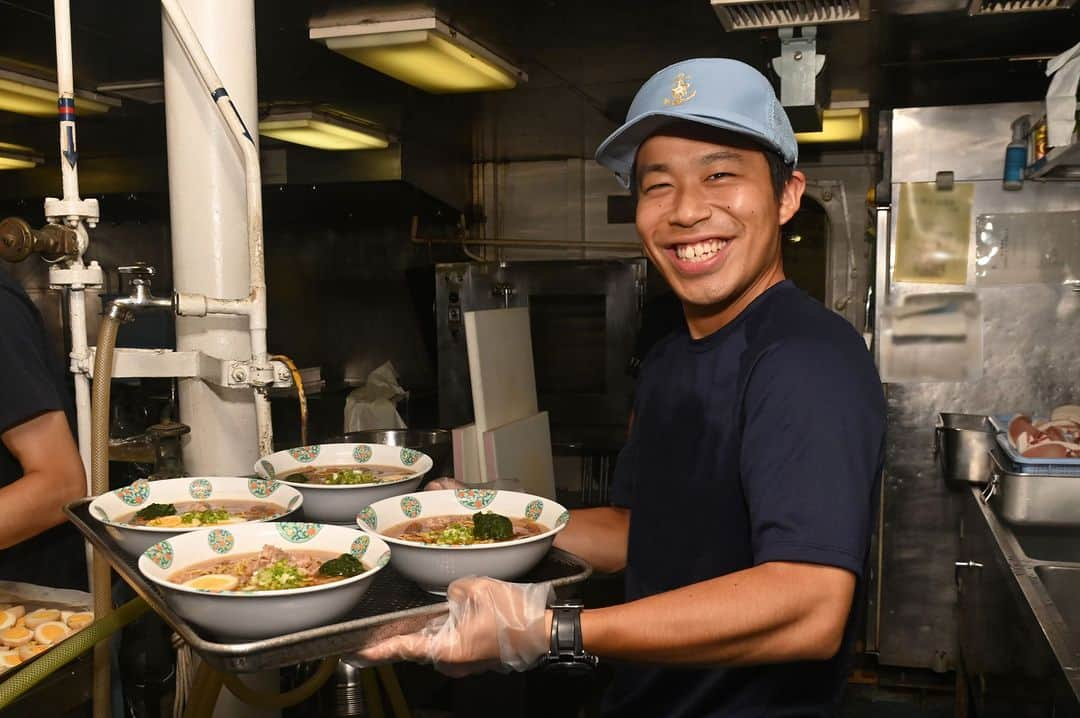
left=0, top=596, right=149, bottom=710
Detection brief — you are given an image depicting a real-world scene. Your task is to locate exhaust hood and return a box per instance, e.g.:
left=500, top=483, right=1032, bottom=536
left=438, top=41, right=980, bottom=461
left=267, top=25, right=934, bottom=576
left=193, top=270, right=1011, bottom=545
left=710, top=0, right=870, bottom=31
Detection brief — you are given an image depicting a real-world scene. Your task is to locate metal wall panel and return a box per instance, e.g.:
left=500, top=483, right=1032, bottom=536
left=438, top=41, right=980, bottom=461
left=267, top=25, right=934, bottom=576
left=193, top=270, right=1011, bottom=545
left=876, top=102, right=1080, bottom=669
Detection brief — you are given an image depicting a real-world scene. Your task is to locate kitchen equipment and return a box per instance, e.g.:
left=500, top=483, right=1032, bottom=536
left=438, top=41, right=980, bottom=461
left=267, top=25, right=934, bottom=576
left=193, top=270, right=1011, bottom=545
left=936, top=413, right=996, bottom=487
left=64, top=498, right=591, bottom=672
left=436, top=259, right=646, bottom=430
left=984, top=449, right=1080, bottom=527
left=482, top=412, right=556, bottom=499
left=328, top=429, right=452, bottom=481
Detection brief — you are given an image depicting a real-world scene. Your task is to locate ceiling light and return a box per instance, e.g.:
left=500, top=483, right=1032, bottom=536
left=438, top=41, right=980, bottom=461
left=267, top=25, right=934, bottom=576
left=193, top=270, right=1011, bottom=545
left=0, top=68, right=119, bottom=117
left=310, top=16, right=526, bottom=94
left=795, top=108, right=867, bottom=144
left=0, top=142, right=43, bottom=170
left=259, top=110, right=391, bottom=151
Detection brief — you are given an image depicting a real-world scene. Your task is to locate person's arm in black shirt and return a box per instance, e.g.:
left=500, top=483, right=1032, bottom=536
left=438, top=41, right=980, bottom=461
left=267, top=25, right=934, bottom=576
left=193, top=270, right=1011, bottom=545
left=0, top=410, right=85, bottom=549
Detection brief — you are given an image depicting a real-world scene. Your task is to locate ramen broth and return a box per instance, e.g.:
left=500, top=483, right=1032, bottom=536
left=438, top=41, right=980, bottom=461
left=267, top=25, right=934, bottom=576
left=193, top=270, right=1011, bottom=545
left=119, top=500, right=283, bottom=527
left=280, top=464, right=413, bottom=485
left=386, top=514, right=548, bottom=545
left=168, top=545, right=366, bottom=591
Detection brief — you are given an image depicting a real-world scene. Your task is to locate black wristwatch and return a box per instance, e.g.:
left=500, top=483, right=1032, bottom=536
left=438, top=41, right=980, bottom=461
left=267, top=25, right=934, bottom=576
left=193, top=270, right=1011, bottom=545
left=538, top=600, right=598, bottom=674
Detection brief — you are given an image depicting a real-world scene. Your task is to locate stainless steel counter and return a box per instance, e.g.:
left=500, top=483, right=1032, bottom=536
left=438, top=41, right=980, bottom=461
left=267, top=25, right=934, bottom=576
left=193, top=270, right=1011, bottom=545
left=959, top=485, right=1080, bottom=714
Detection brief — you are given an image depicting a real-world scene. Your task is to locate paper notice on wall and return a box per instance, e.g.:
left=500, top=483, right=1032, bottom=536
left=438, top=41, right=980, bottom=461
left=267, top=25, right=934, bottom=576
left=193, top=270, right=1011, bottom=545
left=893, top=182, right=974, bottom=285
left=975, top=211, right=1080, bottom=286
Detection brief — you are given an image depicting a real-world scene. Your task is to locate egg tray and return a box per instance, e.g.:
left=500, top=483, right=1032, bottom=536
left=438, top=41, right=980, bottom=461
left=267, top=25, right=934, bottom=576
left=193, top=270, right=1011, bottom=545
left=64, top=499, right=593, bottom=674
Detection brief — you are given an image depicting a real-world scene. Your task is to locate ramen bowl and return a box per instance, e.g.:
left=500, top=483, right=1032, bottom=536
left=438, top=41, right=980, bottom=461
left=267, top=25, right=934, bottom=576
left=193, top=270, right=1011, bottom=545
left=138, top=522, right=390, bottom=640
left=357, top=489, right=570, bottom=593
left=90, top=477, right=302, bottom=556
left=255, top=444, right=432, bottom=524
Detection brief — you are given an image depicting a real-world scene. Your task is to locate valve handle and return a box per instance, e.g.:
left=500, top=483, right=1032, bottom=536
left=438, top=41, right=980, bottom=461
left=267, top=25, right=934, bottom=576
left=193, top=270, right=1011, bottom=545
left=118, top=263, right=156, bottom=277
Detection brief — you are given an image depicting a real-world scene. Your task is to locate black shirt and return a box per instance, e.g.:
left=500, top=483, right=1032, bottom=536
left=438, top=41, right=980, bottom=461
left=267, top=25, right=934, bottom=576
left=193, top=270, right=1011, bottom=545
left=606, top=280, right=885, bottom=718
left=0, top=267, right=87, bottom=590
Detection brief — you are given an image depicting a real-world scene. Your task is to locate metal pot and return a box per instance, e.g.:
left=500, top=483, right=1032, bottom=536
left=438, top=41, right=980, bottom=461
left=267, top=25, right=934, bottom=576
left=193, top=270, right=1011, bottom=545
left=936, top=413, right=995, bottom=487
left=327, top=429, right=453, bottom=480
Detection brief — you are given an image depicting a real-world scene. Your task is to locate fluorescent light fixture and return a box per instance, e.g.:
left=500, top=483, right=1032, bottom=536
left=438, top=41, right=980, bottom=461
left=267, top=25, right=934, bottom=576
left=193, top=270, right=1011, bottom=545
left=310, top=16, right=526, bottom=94
left=0, top=68, right=119, bottom=117
left=795, top=108, right=867, bottom=144
left=259, top=110, right=390, bottom=151
left=0, top=142, right=43, bottom=170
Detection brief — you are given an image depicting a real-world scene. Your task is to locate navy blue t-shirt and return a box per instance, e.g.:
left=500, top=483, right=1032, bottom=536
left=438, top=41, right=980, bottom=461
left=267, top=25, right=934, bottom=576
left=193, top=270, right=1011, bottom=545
left=0, top=267, right=87, bottom=590
left=605, top=280, right=885, bottom=718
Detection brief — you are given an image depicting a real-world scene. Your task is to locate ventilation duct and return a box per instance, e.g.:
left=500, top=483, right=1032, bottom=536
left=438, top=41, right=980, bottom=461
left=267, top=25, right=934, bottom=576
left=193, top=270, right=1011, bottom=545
left=710, top=0, right=869, bottom=30
left=968, top=0, right=1075, bottom=13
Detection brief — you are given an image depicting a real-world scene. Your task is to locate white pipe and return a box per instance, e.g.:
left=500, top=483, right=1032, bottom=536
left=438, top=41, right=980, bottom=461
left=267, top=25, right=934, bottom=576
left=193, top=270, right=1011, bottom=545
left=53, top=0, right=80, bottom=204
left=161, top=0, right=272, bottom=471
left=68, top=284, right=93, bottom=476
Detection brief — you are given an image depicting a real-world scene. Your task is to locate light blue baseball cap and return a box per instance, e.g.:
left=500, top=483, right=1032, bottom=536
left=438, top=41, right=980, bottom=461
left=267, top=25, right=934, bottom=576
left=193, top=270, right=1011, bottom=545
left=595, top=58, right=798, bottom=188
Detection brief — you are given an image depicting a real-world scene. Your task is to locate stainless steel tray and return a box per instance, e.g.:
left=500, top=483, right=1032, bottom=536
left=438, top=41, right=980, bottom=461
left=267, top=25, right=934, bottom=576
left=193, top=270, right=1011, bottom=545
left=984, top=449, right=1080, bottom=527
left=64, top=498, right=592, bottom=673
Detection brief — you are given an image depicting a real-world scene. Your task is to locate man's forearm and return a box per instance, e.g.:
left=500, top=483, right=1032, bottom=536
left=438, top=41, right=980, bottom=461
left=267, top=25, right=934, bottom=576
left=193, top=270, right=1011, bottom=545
left=0, top=410, right=86, bottom=549
left=0, top=469, right=83, bottom=548
left=552, top=506, right=630, bottom=574
left=580, top=561, right=855, bottom=666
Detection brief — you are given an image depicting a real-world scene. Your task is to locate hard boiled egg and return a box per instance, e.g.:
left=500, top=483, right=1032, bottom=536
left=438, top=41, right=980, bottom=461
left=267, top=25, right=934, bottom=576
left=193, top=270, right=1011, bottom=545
left=33, top=621, right=71, bottom=645
left=17, top=644, right=48, bottom=661
left=0, top=650, right=21, bottom=668
left=1, top=605, right=25, bottom=620
left=182, top=574, right=239, bottom=591
left=0, top=611, right=14, bottom=631
left=66, top=612, right=94, bottom=631
left=24, top=609, right=60, bottom=629
left=0, top=626, right=33, bottom=648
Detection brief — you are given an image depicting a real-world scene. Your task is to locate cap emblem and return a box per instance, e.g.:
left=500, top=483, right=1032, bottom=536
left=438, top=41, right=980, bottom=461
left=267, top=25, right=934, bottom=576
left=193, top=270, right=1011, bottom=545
left=663, top=73, right=696, bottom=107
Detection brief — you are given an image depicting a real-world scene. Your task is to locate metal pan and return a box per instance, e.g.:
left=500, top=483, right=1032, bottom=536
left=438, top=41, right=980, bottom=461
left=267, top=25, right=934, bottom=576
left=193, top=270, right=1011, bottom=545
left=983, top=449, right=1080, bottom=528
left=327, top=429, right=453, bottom=481
left=936, top=412, right=995, bottom=487
left=63, top=498, right=591, bottom=673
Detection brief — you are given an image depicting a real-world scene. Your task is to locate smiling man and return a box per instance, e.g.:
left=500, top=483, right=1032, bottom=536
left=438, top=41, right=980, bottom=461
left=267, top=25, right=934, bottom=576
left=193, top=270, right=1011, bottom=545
left=358, top=58, right=886, bottom=717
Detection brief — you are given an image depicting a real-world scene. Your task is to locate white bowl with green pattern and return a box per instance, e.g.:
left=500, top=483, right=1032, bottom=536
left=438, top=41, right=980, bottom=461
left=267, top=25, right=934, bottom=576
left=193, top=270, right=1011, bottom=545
left=89, top=476, right=303, bottom=557
left=357, top=489, right=570, bottom=593
left=138, top=522, right=390, bottom=640
left=255, top=443, right=432, bottom=525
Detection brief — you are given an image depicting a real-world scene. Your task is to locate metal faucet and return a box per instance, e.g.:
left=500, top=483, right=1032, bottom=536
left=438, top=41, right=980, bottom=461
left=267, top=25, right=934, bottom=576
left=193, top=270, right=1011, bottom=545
left=109, top=263, right=174, bottom=319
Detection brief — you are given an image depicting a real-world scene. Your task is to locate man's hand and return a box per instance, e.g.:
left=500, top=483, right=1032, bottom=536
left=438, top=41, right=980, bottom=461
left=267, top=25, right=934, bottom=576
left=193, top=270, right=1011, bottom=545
left=355, top=577, right=552, bottom=677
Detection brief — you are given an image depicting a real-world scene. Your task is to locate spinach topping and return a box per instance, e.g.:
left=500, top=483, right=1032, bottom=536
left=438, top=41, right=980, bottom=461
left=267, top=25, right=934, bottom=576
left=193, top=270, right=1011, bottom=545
left=318, top=553, right=365, bottom=577
left=134, top=503, right=177, bottom=521
left=472, top=511, right=514, bottom=541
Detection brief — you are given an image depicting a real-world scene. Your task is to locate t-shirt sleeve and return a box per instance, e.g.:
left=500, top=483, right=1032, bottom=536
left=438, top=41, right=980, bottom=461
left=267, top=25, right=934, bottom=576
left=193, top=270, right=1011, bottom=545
left=739, top=334, right=885, bottom=577
left=0, top=289, right=64, bottom=436
left=609, top=428, right=638, bottom=508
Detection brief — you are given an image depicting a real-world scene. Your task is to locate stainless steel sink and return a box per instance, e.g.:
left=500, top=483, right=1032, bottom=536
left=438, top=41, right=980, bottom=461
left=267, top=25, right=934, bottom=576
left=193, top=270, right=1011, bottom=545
left=1013, top=527, right=1080, bottom=563
left=1035, top=566, right=1080, bottom=639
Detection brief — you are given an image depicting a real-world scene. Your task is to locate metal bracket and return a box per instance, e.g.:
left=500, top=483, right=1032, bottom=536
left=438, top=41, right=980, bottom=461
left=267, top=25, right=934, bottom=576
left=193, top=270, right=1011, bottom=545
left=48, top=260, right=105, bottom=289
left=86, top=348, right=294, bottom=390
left=44, top=197, right=100, bottom=228
left=771, top=26, right=826, bottom=132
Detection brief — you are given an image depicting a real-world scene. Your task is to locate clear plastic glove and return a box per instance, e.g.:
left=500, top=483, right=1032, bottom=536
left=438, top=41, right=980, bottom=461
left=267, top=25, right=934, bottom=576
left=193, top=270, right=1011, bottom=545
left=354, top=576, right=553, bottom=677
